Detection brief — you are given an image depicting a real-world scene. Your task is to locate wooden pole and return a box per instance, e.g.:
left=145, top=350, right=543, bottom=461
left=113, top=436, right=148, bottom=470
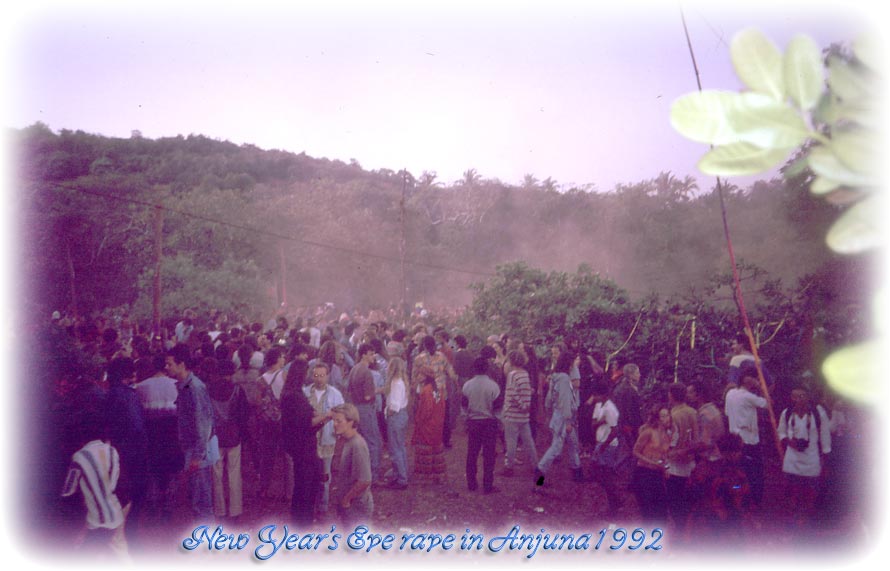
left=681, top=7, right=782, bottom=458
left=66, top=240, right=78, bottom=317
left=399, top=170, right=408, bottom=317
left=152, top=204, right=163, bottom=337
left=279, top=241, right=287, bottom=307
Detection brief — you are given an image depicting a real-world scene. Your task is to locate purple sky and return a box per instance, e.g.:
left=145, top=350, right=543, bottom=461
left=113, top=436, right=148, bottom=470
left=3, top=1, right=871, bottom=192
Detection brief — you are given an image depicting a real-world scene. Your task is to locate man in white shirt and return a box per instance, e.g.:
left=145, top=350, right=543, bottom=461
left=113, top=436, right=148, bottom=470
left=724, top=362, right=768, bottom=506
left=133, top=355, right=182, bottom=524
left=587, top=380, right=621, bottom=516
left=778, top=387, right=831, bottom=528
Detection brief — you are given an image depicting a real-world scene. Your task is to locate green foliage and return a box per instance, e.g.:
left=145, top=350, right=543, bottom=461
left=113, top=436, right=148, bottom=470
left=132, top=253, right=268, bottom=319
left=670, top=28, right=879, bottom=403
left=14, top=119, right=846, bottom=342
left=461, top=262, right=633, bottom=350
left=460, top=260, right=862, bottom=387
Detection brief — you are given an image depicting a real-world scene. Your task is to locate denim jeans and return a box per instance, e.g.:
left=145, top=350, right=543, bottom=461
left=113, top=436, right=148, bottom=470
left=320, top=454, right=333, bottom=512
left=189, top=465, right=213, bottom=519
left=356, top=403, right=382, bottom=480
left=538, top=425, right=580, bottom=474
left=386, top=408, right=409, bottom=485
left=503, top=420, right=538, bottom=469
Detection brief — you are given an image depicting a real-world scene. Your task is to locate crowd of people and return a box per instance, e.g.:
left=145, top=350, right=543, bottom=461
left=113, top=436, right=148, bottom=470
left=46, top=305, right=867, bottom=560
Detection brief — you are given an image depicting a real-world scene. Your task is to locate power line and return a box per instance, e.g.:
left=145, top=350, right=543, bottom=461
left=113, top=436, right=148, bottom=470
left=48, top=182, right=498, bottom=279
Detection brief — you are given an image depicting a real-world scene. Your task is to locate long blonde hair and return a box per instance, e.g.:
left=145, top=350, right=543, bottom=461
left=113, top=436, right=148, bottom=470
left=386, top=357, right=407, bottom=397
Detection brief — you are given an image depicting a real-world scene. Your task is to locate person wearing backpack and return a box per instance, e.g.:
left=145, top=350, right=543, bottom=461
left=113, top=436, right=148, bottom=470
left=209, top=360, right=249, bottom=521
left=777, top=386, right=831, bottom=529
left=256, top=347, right=287, bottom=499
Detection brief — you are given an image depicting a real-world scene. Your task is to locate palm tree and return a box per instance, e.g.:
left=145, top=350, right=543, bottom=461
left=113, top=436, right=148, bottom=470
left=460, top=168, right=482, bottom=187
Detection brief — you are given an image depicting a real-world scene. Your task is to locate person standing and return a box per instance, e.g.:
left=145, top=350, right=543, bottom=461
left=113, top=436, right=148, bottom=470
left=611, top=363, right=643, bottom=475
left=666, top=383, right=698, bottom=532
left=384, top=357, right=410, bottom=489
left=104, top=357, right=148, bottom=545
left=281, top=362, right=329, bottom=527
left=587, top=380, right=622, bottom=516
left=535, top=351, right=583, bottom=486
left=412, top=373, right=447, bottom=484
left=411, top=335, right=458, bottom=447
left=462, top=357, right=501, bottom=494
left=331, top=404, right=373, bottom=526
left=501, top=350, right=537, bottom=477
left=348, top=343, right=383, bottom=482
left=724, top=362, right=769, bottom=507
left=165, top=345, right=215, bottom=520
left=630, top=405, right=672, bottom=522
left=777, top=386, right=831, bottom=529
left=61, top=413, right=130, bottom=562
left=303, top=361, right=344, bottom=513
left=208, top=360, right=249, bottom=522
left=133, top=355, right=182, bottom=525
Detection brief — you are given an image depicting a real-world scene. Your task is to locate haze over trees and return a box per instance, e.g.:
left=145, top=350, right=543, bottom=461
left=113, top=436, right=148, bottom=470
left=15, top=123, right=871, bottom=368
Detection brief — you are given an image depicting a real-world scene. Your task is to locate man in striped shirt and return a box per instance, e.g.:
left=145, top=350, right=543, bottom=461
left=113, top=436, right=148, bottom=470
left=61, top=416, right=129, bottom=560
left=502, top=349, right=537, bottom=477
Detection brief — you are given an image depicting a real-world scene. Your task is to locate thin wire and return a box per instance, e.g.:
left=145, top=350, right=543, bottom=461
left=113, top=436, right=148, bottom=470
left=48, top=182, right=497, bottom=279
left=679, top=4, right=782, bottom=457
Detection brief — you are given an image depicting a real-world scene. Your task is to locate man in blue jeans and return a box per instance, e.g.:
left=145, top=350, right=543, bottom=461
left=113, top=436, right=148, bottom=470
left=462, top=357, right=502, bottom=494
left=535, top=351, right=582, bottom=486
left=165, top=345, right=214, bottom=519
left=348, top=343, right=382, bottom=482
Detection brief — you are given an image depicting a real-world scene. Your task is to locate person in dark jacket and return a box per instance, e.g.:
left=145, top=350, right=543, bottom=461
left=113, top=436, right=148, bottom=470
left=280, top=359, right=329, bottom=527
left=105, top=357, right=148, bottom=544
left=207, top=359, right=249, bottom=521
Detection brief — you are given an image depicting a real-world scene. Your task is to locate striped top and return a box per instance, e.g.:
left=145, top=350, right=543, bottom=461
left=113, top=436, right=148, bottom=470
left=61, top=440, right=125, bottom=530
left=503, top=368, right=533, bottom=423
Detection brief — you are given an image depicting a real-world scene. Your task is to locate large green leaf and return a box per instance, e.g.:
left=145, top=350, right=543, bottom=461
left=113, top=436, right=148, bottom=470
left=828, top=56, right=870, bottom=103
left=808, top=146, right=873, bottom=187
left=698, top=143, right=790, bottom=176
left=783, top=34, right=824, bottom=111
left=825, top=195, right=881, bottom=254
left=670, top=90, right=804, bottom=148
left=822, top=340, right=879, bottom=404
left=830, top=127, right=876, bottom=176
left=810, top=176, right=841, bottom=195
left=731, top=28, right=785, bottom=100
left=853, top=34, right=879, bottom=71
left=670, top=90, right=746, bottom=145
left=727, top=98, right=810, bottom=149
left=816, top=96, right=873, bottom=126
left=781, top=155, right=809, bottom=178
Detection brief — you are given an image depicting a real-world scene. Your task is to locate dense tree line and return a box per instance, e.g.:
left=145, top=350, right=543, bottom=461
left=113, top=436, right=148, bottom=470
left=14, top=123, right=867, bottom=347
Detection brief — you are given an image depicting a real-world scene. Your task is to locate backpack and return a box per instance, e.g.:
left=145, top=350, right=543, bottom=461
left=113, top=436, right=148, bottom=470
left=781, top=405, right=823, bottom=451
left=212, top=385, right=244, bottom=448
left=257, top=370, right=283, bottom=424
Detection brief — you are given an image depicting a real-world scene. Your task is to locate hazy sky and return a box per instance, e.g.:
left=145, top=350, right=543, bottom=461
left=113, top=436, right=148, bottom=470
left=2, top=0, right=872, bottom=192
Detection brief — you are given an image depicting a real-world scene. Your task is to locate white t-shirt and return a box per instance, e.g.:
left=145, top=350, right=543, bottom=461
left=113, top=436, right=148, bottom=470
left=724, top=387, right=767, bottom=445
left=592, top=400, right=619, bottom=446
left=262, top=368, right=286, bottom=400
left=778, top=406, right=831, bottom=477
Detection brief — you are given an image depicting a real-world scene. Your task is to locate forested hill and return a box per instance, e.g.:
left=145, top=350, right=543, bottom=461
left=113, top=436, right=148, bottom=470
left=14, top=122, right=852, bottom=320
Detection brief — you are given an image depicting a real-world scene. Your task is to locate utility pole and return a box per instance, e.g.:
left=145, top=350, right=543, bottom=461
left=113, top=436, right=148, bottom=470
left=152, top=204, right=164, bottom=336
left=278, top=241, right=287, bottom=307
left=66, top=241, right=78, bottom=318
left=399, top=170, right=409, bottom=317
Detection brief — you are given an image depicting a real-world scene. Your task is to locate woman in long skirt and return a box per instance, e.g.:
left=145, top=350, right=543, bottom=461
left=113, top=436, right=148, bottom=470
left=412, top=372, right=446, bottom=484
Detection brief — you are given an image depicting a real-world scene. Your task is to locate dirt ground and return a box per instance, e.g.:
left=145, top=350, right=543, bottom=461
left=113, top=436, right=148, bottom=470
left=124, top=416, right=872, bottom=562
left=38, top=415, right=873, bottom=565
